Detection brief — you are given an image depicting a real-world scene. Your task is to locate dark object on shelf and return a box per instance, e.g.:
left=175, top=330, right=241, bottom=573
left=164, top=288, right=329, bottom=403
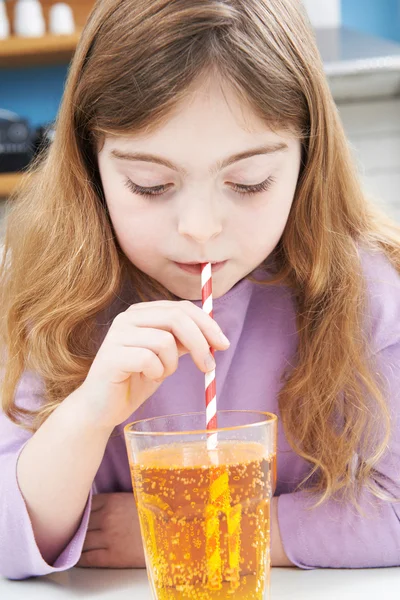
left=0, top=109, right=33, bottom=173
left=0, top=109, right=56, bottom=176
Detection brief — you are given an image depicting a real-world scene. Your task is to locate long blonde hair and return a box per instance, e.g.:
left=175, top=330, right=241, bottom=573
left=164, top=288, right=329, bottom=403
left=1, top=0, right=400, bottom=508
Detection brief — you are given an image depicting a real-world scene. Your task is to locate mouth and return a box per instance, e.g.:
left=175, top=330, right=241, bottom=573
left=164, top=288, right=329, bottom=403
left=173, top=261, right=228, bottom=275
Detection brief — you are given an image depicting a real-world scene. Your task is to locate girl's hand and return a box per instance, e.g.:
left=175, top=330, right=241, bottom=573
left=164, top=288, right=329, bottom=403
left=76, top=494, right=294, bottom=569
left=76, top=300, right=230, bottom=431
left=77, top=493, right=145, bottom=569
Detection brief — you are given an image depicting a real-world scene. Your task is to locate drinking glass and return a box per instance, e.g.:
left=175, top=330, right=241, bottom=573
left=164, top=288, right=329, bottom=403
left=125, top=410, right=277, bottom=600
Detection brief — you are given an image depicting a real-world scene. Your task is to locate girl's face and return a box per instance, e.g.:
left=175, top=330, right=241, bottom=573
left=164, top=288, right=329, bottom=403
left=98, top=78, right=302, bottom=300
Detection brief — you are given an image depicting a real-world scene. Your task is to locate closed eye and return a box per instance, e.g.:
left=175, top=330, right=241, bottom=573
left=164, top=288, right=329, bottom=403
left=124, top=179, right=172, bottom=198
left=229, top=176, right=276, bottom=197
left=124, top=176, right=276, bottom=199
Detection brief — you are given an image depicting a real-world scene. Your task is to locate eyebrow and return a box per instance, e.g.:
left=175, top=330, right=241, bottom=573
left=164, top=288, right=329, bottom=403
left=109, top=142, right=288, bottom=176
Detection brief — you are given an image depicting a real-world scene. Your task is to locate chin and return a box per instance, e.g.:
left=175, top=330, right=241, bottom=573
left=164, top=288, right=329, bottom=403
left=162, top=280, right=203, bottom=301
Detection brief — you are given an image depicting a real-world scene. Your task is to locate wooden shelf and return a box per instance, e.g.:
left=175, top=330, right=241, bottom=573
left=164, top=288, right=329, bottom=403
left=0, top=172, right=25, bottom=198
left=0, top=32, right=82, bottom=67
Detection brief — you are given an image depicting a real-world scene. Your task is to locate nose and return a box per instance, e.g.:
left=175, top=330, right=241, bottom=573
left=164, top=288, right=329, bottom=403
left=177, top=194, right=223, bottom=243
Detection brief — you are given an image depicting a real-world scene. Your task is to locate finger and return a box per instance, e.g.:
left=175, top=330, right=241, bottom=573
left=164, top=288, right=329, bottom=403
left=121, top=309, right=218, bottom=373
left=175, top=300, right=231, bottom=349
left=109, top=346, right=165, bottom=382
left=128, top=301, right=230, bottom=351
left=114, top=328, right=179, bottom=380
left=82, top=529, right=106, bottom=553
left=77, top=549, right=109, bottom=568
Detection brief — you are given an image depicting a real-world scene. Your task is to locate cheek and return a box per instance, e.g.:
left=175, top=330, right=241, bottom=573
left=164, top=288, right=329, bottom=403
left=237, top=188, right=295, bottom=252
left=107, top=199, right=166, bottom=257
left=121, top=228, right=159, bottom=256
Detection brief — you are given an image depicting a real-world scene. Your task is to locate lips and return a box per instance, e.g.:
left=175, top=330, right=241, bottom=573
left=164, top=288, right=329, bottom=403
left=174, top=261, right=227, bottom=275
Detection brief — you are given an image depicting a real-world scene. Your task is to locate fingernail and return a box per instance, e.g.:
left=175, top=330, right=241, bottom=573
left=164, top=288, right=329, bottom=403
left=219, top=332, right=230, bottom=347
left=205, top=353, right=216, bottom=371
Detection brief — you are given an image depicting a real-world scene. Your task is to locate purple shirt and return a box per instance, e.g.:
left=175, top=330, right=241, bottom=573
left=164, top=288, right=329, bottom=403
left=1, top=248, right=400, bottom=579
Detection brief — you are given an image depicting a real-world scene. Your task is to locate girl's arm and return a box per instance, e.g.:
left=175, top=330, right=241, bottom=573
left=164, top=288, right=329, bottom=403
left=16, top=389, right=113, bottom=566
left=1, top=301, right=228, bottom=579
left=0, top=371, right=96, bottom=579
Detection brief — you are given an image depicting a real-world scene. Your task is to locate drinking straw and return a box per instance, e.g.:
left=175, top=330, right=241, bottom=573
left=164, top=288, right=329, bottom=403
left=201, top=262, right=218, bottom=450
left=201, top=263, right=241, bottom=590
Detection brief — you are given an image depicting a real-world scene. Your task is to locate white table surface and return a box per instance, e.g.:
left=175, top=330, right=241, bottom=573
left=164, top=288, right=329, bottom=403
left=1, top=567, right=400, bottom=599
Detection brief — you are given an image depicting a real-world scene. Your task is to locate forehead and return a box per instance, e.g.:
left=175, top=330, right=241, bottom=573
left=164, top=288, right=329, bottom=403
left=98, top=75, right=299, bottom=162
left=101, top=77, right=264, bottom=139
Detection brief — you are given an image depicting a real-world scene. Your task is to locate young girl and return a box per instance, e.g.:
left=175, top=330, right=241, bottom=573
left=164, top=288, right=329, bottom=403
left=1, top=0, right=399, bottom=581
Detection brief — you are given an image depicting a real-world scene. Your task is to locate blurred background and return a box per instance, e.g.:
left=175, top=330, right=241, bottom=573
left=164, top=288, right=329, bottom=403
left=0, top=0, right=400, bottom=240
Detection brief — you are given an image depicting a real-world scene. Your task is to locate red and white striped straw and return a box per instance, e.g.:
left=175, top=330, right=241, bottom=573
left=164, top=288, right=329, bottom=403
left=201, top=263, right=218, bottom=450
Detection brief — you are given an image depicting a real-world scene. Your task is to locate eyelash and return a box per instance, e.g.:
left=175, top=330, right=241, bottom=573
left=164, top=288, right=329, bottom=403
left=124, top=176, right=276, bottom=200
